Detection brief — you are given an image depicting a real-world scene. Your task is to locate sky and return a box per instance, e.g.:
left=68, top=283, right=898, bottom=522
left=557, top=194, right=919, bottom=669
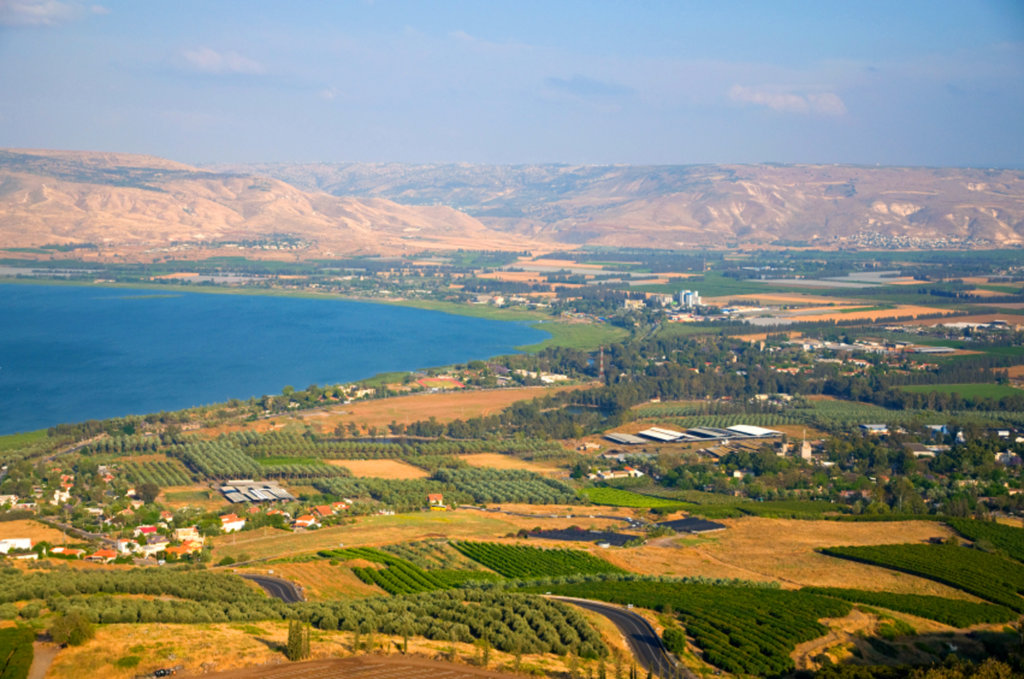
left=1, top=0, right=1022, bottom=167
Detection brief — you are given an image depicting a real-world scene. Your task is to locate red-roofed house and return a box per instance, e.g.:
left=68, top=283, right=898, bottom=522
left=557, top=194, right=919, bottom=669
left=292, top=515, right=319, bottom=530
left=164, top=541, right=203, bottom=558
left=86, top=548, right=117, bottom=563
left=219, top=514, right=246, bottom=533
left=312, top=505, right=334, bottom=518
left=427, top=493, right=445, bottom=510
left=134, top=525, right=159, bottom=538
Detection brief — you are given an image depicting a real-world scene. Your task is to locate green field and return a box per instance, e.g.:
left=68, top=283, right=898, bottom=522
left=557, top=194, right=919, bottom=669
left=900, top=383, right=1023, bottom=399
left=0, top=429, right=48, bottom=453
left=517, top=321, right=629, bottom=352
left=580, top=486, right=691, bottom=509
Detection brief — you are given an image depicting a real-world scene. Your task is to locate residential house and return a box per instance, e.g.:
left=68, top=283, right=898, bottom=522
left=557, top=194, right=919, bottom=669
left=312, top=505, right=335, bottom=519
left=219, top=514, right=246, bottom=533
left=0, top=538, right=32, bottom=554
left=427, top=493, right=445, bottom=510
left=86, top=549, right=118, bottom=563
left=173, top=526, right=201, bottom=543
left=292, top=515, right=319, bottom=530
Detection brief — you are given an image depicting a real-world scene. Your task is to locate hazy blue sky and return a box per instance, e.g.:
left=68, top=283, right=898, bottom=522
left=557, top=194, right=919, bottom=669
left=1, top=1, right=1022, bottom=166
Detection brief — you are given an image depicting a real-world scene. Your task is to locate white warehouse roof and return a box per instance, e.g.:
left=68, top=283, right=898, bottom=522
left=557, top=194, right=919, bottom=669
left=726, top=424, right=782, bottom=437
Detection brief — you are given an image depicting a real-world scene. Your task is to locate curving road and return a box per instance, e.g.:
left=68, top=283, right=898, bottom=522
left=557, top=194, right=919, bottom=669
left=549, top=596, right=694, bottom=679
left=241, top=574, right=304, bottom=603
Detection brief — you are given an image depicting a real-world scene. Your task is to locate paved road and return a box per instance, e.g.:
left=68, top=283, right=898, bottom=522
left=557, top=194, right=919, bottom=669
left=549, top=596, right=694, bottom=679
left=240, top=574, right=304, bottom=603
left=38, top=516, right=118, bottom=548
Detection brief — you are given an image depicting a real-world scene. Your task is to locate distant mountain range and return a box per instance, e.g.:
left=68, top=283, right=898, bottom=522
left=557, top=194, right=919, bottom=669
left=1, top=149, right=1022, bottom=258
left=215, top=162, right=1024, bottom=249
left=0, top=149, right=526, bottom=257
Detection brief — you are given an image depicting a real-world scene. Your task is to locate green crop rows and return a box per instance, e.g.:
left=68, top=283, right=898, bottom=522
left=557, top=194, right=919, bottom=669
left=821, top=543, right=1024, bottom=611
left=947, top=518, right=1024, bottom=563
left=533, top=579, right=850, bottom=677
left=121, top=460, right=193, bottom=487
left=0, top=627, right=33, bottom=679
left=802, top=587, right=1016, bottom=627
left=453, top=542, right=625, bottom=579
left=581, top=487, right=690, bottom=510
left=319, top=547, right=497, bottom=595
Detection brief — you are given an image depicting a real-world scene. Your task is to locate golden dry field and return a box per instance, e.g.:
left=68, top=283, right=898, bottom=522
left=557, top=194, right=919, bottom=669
left=45, top=622, right=586, bottom=679
left=235, top=561, right=383, bottom=600
left=157, top=485, right=224, bottom=511
left=210, top=508, right=635, bottom=562
left=328, top=459, right=429, bottom=479
left=599, top=517, right=975, bottom=598
left=205, top=386, right=575, bottom=437
left=457, top=453, right=564, bottom=474
left=784, top=304, right=954, bottom=323
left=0, top=519, right=74, bottom=544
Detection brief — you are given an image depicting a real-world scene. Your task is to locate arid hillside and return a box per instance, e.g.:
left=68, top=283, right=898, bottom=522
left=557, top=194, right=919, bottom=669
left=0, top=149, right=531, bottom=257
left=219, top=162, right=1024, bottom=248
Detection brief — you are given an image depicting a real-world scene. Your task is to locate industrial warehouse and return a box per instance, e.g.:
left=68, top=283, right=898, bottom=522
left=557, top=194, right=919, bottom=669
left=604, top=424, right=783, bottom=445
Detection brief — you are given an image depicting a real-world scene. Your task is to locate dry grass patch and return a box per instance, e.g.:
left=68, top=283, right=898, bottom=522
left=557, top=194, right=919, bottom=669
left=330, top=459, right=429, bottom=479
left=0, top=519, right=75, bottom=544
left=48, top=622, right=584, bottom=679
left=457, top=453, right=563, bottom=474
left=784, top=304, right=952, bottom=323
left=211, top=512, right=520, bottom=562
left=211, top=507, right=633, bottom=563
left=159, top=485, right=225, bottom=511
left=206, top=386, right=577, bottom=437
left=235, top=561, right=383, bottom=600
left=600, top=517, right=976, bottom=598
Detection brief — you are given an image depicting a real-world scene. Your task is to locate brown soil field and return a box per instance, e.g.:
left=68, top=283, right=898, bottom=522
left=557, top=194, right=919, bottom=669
left=115, top=452, right=172, bottom=464
left=476, top=270, right=546, bottom=283
left=47, top=623, right=572, bottom=679
left=730, top=330, right=804, bottom=342
left=601, top=517, right=976, bottom=598
left=207, top=386, right=575, bottom=437
left=965, top=288, right=1006, bottom=298
left=0, top=519, right=75, bottom=544
left=786, top=304, right=953, bottom=323
left=907, top=313, right=1024, bottom=326
left=457, top=453, right=564, bottom=474
left=328, top=459, right=429, bottom=479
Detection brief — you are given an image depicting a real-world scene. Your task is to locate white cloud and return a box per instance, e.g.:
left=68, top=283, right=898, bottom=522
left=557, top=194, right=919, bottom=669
left=729, top=84, right=847, bottom=116
left=181, top=47, right=264, bottom=76
left=0, top=0, right=80, bottom=26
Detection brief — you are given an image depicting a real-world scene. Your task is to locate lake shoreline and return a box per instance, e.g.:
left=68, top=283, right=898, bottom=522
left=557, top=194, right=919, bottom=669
left=0, top=283, right=551, bottom=435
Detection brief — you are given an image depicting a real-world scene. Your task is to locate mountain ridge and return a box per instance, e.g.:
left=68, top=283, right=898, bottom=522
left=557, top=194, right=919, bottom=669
left=209, top=161, right=1024, bottom=248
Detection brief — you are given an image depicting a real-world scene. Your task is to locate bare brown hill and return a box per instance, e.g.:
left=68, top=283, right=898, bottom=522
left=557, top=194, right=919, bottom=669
left=218, top=161, right=1024, bottom=248
left=0, top=149, right=533, bottom=257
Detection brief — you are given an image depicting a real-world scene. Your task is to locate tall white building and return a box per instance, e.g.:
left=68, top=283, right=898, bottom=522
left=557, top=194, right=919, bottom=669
left=679, top=289, right=701, bottom=309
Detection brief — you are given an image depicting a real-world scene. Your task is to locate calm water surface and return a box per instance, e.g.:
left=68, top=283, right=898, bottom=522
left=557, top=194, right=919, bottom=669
left=0, top=284, right=548, bottom=434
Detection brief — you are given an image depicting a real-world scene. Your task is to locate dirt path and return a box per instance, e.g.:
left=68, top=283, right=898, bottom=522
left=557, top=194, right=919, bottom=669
left=692, top=546, right=804, bottom=587
left=29, top=640, right=60, bottom=679
left=791, top=609, right=874, bottom=671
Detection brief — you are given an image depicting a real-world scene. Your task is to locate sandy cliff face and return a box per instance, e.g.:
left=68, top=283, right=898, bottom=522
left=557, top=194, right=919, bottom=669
left=0, top=149, right=523, bottom=256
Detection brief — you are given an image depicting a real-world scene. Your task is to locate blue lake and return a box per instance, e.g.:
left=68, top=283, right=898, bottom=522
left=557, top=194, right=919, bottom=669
left=0, top=284, right=548, bottom=435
